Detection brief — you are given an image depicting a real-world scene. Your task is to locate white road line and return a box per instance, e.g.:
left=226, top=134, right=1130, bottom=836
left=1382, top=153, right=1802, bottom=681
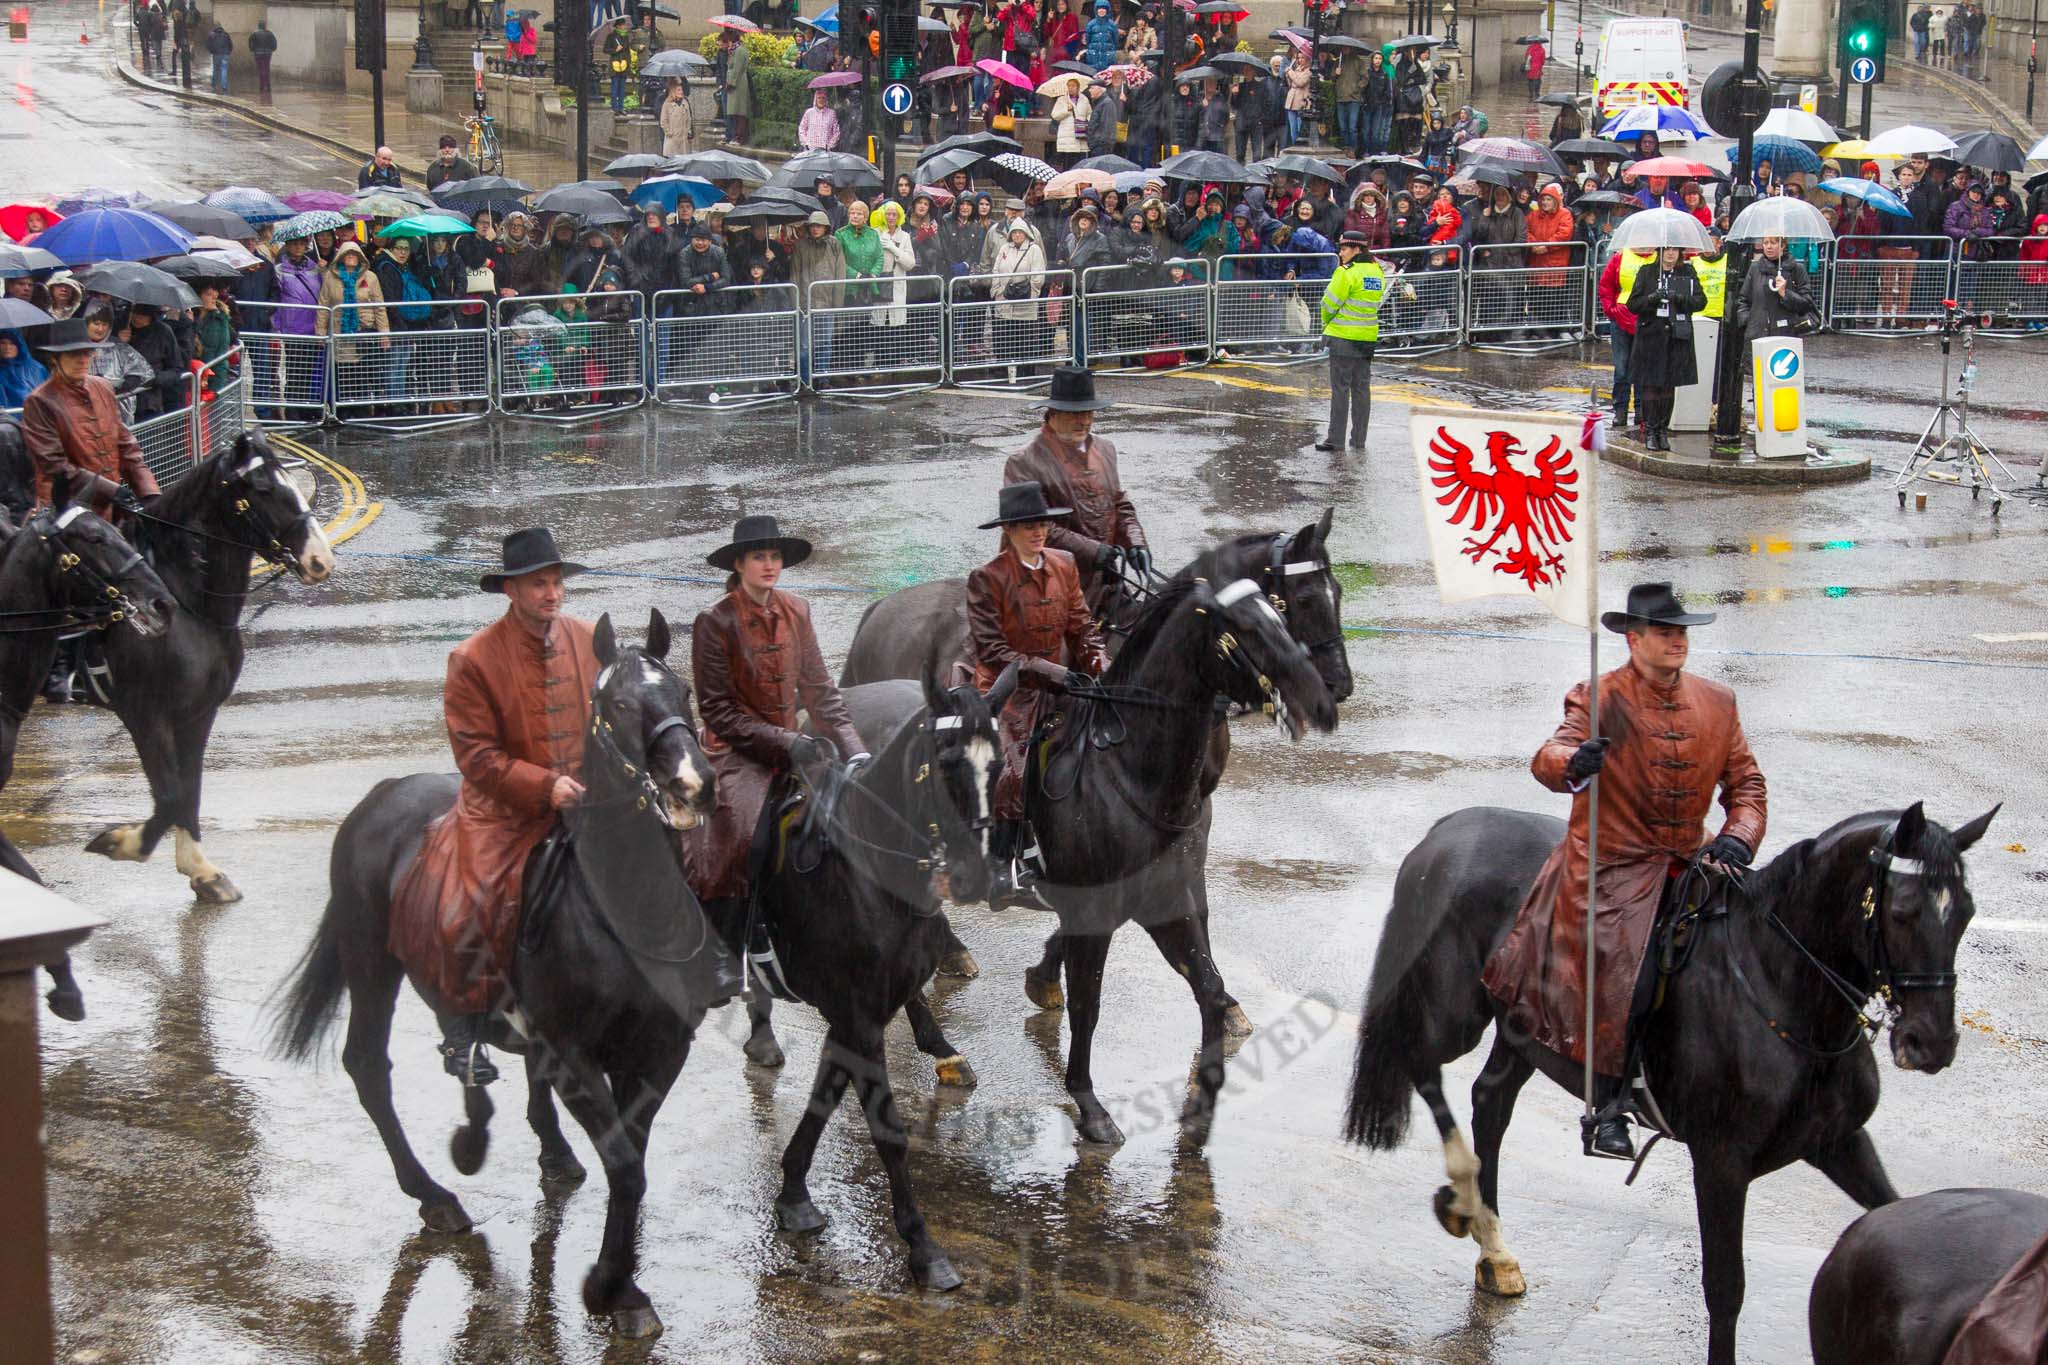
left=1975, top=918, right=2048, bottom=934
left=1974, top=632, right=2048, bottom=644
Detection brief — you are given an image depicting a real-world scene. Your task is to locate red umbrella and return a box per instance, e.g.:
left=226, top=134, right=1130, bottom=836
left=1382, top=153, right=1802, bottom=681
left=0, top=204, right=63, bottom=241
left=708, top=13, right=757, bottom=30
left=1630, top=155, right=1721, bottom=179
left=976, top=57, right=1033, bottom=90
left=913, top=183, right=956, bottom=206
left=808, top=70, right=862, bottom=87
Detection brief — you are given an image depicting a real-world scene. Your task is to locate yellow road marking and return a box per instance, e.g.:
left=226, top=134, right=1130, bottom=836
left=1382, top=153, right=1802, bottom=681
left=271, top=433, right=383, bottom=547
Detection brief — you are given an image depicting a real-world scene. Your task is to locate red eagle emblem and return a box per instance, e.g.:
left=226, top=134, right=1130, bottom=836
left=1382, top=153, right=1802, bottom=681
left=1426, top=426, right=1581, bottom=589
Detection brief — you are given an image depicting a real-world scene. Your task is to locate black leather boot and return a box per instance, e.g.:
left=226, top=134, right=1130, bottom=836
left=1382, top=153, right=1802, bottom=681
left=988, top=821, right=1055, bottom=911
left=439, top=1014, right=498, bottom=1087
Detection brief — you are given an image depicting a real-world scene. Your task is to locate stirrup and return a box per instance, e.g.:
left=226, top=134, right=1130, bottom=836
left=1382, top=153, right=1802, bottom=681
left=1580, top=1108, right=1636, bottom=1161
left=441, top=1040, right=499, bottom=1088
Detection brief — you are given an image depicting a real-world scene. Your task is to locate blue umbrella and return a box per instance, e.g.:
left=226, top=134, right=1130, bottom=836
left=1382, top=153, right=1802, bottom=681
left=1730, top=135, right=1823, bottom=175
left=802, top=3, right=840, bottom=32
left=1819, top=176, right=1912, bottom=217
left=1599, top=104, right=1714, bottom=139
left=202, top=186, right=297, bottom=224
left=630, top=175, right=729, bottom=212
left=53, top=188, right=137, bottom=216
left=32, top=207, right=195, bottom=265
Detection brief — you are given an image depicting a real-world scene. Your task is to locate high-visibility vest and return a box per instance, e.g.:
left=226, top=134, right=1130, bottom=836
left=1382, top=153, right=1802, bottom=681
left=1320, top=258, right=1385, bottom=342
left=1694, top=252, right=1728, bottom=319
left=1615, top=248, right=1657, bottom=303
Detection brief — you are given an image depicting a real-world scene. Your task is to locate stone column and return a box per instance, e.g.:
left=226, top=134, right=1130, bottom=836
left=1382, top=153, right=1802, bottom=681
left=1771, top=0, right=1831, bottom=76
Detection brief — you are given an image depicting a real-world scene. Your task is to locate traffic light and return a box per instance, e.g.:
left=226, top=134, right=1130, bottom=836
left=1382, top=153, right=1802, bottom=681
left=1842, top=0, right=1887, bottom=83
left=840, top=5, right=873, bottom=61
left=551, top=0, right=584, bottom=85
left=879, top=0, right=918, bottom=84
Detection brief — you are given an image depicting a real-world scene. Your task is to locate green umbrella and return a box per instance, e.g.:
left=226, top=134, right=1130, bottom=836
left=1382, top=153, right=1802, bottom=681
left=375, top=213, right=476, bottom=239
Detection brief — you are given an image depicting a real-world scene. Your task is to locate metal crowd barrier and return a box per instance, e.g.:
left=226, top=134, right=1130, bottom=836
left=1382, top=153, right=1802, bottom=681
left=241, top=311, right=333, bottom=431
left=1589, top=234, right=1616, bottom=341
left=1079, top=261, right=1213, bottom=373
left=495, top=291, right=647, bottom=422
left=650, top=284, right=803, bottom=408
left=131, top=399, right=197, bottom=486
left=1376, top=246, right=1464, bottom=357
left=129, top=345, right=248, bottom=485
left=1213, top=252, right=1337, bottom=365
left=1466, top=240, right=1590, bottom=353
left=1952, top=258, right=2048, bottom=335
left=805, top=275, right=946, bottom=398
left=946, top=269, right=1076, bottom=390
left=328, top=299, right=492, bottom=431
left=1825, top=236, right=1953, bottom=334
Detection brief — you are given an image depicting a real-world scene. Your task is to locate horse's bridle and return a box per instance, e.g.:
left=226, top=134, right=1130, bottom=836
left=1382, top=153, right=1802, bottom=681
left=0, top=505, right=152, bottom=633
left=1860, top=818, right=1960, bottom=999
left=1262, top=532, right=1346, bottom=664
left=132, top=454, right=321, bottom=575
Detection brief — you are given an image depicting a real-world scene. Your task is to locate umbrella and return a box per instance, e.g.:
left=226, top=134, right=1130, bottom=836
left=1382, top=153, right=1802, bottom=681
left=1950, top=130, right=2028, bottom=173
left=0, top=297, right=53, bottom=330
left=1536, top=92, right=1581, bottom=108
left=1573, top=190, right=1639, bottom=208
left=913, top=183, right=955, bottom=206
left=1320, top=34, right=1375, bottom=52
left=918, top=15, right=951, bottom=31
left=669, top=150, right=772, bottom=182
left=1599, top=105, right=1714, bottom=139
left=155, top=252, right=245, bottom=283
left=1756, top=107, right=1839, bottom=143
left=1820, top=138, right=1884, bottom=160
left=73, top=260, right=200, bottom=309
left=1274, top=28, right=1310, bottom=52
left=747, top=187, right=825, bottom=213
left=201, top=187, right=297, bottom=224
left=1726, top=196, right=1835, bottom=242
left=1732, top=135, right=1822, bottom=175
left=1039, top=71, right=1096, bottom=95
left=913, top=147, right=989, bottom=183
left=795, top=11, right=839, bottom=32
left=723, top=200, right=809, bottom=226
left=1865, top=124, right=1958, bottom=157
left=136, top=200, right=255, bottom=239
left=1193, top=0, right=1246, bottom=10
left=1096, top=63, right=1153, bottom=85
left=776, top=150, right=885, bottom=191
left=531, top=184, right=630, bottom=218
left=1264, top=153, right=1343, bottom=185
left=1456, top=137, right=1565, bottom=175
left=1346, top=155, right=1430, bottom=188
left=1052, top=59, right=1097, bottom=76
left=1169, top=65, right=1225, bottom=84
left=1209, top=52, right=1268, bottom=74
left=32, top=208, right=194, bottom=265
left=377, top=213, right=477, bottom=239
left=282, top=190, right=354, bottom=213
left=1387, top=34, right=1439, bottom=50
left=433, top=175, right=534, bottom=220
left=1554, top=138, right=1629, bottom=159
left=274, top=210, right=351, bottom=242
left=630, top=175, right=729, bottom=212
left=1451, top=163, right=1525, bottom=191
left=1631, top=155, right=1721, bottom=179
left=988, top=152, right=1058, bottom=191
left=605, top=153, right=673, bottom=175
left=810, top=70, right=863, bottom=88
left=53, top=189, right=136, bottom=215
left=977, top=57, right=1033, bottom=89
left=1075, top=153, right=1141, bottom=173
left=349, top=193, right=422, bottom=221
left=639, top=48, right=712, bottom=78
left=1111, top=170, right=1152, bottom=194
left=2028, top=134, right=2048, bottom=162
left=707, top=13, right=757, bottom=30
left=1605, top=206, right=1712, bottom=252
left=926, top=130, right=1022, bottom=159
left=1819, top=177, right=1912, bottom=217
left=1514, top=32, right=1548, bottom=43
left=1160, top=148, right=1254, bottom=183
left=1045, top=167, right=1118, bottom=197
left=0, top=204, right=62, bottom=240
left=922, top=63, right=977, bottom=82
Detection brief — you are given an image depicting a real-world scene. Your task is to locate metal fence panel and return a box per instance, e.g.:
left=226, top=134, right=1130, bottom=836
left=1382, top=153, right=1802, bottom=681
left=651, top=285, right=802, bottom=407
left=132, top=403, right=197, bottom=486
left=1212, top=253, right=1336, bottom=363
left=241, top=324, right=332, bottom=429
left=946, top=269, right=1077, bottom=388
left=194, top=345, right=248, bottom=459
left=1589, top=234, right=1615, bottom=340
left=1375, top=246, right=1464, bottom=356
left=495, top=291, right=647, bottom=420
left=1951, top=257, right=2048, bottom=334
left=804, top=276, right=946, bottom=396
left=1078, top=261, right=1213, bottom=371
left=328, top=299, right=493, bottom=430
left=1826, top=236, right=1954, bottom=333
left=1466, top=241, right=1589, bottom=351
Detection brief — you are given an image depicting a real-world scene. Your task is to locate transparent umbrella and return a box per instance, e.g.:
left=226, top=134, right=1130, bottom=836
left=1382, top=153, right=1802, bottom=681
left=1726, top=197, right=1835, bottom=242
left=1605, top=207, right=1713, bottom=253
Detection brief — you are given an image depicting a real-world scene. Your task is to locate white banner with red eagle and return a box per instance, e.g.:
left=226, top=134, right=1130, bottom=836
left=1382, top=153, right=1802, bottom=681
left=1409, top=412, right=1599, bottom=629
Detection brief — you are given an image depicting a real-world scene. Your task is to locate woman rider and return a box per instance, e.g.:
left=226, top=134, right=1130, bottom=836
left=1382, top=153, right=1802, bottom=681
left=966, top=481, right=1108, bottom=910
left=683, top=516, right=867, bottom=918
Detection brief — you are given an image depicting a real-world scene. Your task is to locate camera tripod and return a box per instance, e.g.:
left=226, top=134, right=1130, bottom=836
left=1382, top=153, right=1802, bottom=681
left=1894, top=299, right=2019, bottom=513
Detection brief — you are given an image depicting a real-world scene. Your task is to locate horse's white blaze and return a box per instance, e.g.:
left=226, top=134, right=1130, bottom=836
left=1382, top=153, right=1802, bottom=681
left=297, top=508, right=336, bottom=584
left=967, top=736, right=995, bottom=824
left=173, top=826, right=222, bottom=881
left=1935, top=888, right=1954, bottom=922
left=1443, top=1130, right=1481, bottom=1220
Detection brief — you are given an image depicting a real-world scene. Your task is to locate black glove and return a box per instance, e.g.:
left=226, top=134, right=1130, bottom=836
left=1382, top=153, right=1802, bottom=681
left=1125, top=545, right=1152, bottom=579
left=1062, top=669, right=1093, bottom=694
left=1704, top=834, right=1753, bottom=868
left=785, top=734, right=830, bottom=771
left=112, top=485, right=144, bottom=514
left=1096, top=542, right=1124, bottom=578
left=1563, top=736, right=1609, bottom=784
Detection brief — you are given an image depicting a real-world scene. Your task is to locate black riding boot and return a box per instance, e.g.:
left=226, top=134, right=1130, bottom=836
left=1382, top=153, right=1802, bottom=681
left=439, top=1013, right=498, bottom=1088
left=1581, top=1077, right=1636, bottom=1160
left=988, top=820, right=1054, bottom=912
left=41, top=637, right=79, bottom=705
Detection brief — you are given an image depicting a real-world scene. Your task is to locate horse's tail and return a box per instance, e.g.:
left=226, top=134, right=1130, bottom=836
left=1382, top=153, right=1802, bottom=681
left=275, top=897, right=348, bottom=1061
left=1343, top=956, right=1423, bottom=1150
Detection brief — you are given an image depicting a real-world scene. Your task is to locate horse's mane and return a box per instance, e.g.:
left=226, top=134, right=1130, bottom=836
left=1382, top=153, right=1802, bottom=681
left=1101, top=534, right=1287, bottom=687
left=1746, top=808, right=1968, bottom=913
left=134, top=442, right=239, bottom=574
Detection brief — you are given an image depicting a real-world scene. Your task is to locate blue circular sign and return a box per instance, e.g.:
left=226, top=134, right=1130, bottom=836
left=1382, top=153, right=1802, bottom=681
left=1850, top=55, right=1876, bottom=83
left=882, top=82, right=913, bottom=115
left=1768, top=347, right=1800, bottom=380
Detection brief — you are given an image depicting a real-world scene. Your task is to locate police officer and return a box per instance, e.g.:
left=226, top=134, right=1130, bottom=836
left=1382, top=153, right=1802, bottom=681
left=1316, top=229, right=1386, bottom=452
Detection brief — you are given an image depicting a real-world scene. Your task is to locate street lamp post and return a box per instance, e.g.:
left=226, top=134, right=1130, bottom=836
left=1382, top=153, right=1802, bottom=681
left=1443, top=0, right=1458, bottom=48
left=1573, top=0, right=1584, bottom=100
left=2029, top=0, right=2040, bottom=122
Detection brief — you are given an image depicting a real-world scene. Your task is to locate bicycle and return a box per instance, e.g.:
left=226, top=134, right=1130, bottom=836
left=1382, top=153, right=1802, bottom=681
left=464, top=112, right=504, bottom=175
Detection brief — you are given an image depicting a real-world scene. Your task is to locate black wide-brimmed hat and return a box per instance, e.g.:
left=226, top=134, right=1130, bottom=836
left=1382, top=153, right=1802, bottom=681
left=1040, top=364, right=1114, bottom=413
left=978, top=480, right=1072, bottom=529
left=480, top=526, right=588, bottom=592
left=706, top=514, right=813, bottom=571
left=35, top=317, right=109, bottom=355
left=1600, top=581, right=1716, bottom=634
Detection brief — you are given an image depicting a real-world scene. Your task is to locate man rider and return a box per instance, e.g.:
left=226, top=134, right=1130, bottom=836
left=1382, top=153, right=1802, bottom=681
left=387, top=528, right=601, bottom=1088
left=1480, top=582, right=1767, bottom=1159
left=1002, top=366, right=1150, bottom=619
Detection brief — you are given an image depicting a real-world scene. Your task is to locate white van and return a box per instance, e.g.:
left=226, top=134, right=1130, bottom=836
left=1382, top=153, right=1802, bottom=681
left=1595, top=18, right=1691, bottom=123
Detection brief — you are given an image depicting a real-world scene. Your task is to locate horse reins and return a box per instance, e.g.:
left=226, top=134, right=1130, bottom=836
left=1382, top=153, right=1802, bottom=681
left=1262, top=531, right=1346, bottom=663
left=0, top=506, right=153, bottom=636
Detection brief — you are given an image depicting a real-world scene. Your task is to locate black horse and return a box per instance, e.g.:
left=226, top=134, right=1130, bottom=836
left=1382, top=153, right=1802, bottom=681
left=1810, top=1187, right=2048, bottom=1364
left=1343, top=801, right=1998, bottom=1365
left=279, top=612, right=725, bottom=1338
left=0, top=488, right=174, bottom=1018
left=82, top=430, right=335, bottom=903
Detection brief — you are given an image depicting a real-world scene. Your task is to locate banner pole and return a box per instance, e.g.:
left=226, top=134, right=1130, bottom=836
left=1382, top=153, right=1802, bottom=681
left=1583, top=430, right=1601, bottom=1125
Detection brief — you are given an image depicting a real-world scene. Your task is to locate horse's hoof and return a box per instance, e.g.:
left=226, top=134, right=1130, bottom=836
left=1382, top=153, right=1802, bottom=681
left=912, top=1253, right=964, bottom=1292
left=419, top=1200, right=473, bottom=1234
left=1475, top=1256, right=1526, bottom=1297
left=776, top=1198, right=828, bottom=1234
left=85, top=823, right=146, bottom=862
left=1075, top=1113, right=1125, bottom=1147
left=450, top=1124, right=489, bottom=1176
left=933, top=1054, right=978, bottom=1088
left=611, top=1305, right=664, bottom=1339
left=1179, top=1099, right=1215, bottom=1147
left=936, top=947, right=980, bottom=979
left=1433, top=1184, right=1472, bottom=1239
left=45, top=987, right=85, bottom=1022
left=744, top=1031, right=786, bottom=1068
left=1222, top=1003, right=1254, bottom=1038
left=1023, top=968, right=1064, bottom=1011
left=539, top=1151, right=587, bottom=1187
left=190, top=872, right=243, bottom=905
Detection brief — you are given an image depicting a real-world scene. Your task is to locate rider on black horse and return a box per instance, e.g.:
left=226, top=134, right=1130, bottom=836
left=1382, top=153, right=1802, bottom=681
left=1002, top=366, right=1151, bottom=620
left=1480, top=582, right=1768, bottom=1160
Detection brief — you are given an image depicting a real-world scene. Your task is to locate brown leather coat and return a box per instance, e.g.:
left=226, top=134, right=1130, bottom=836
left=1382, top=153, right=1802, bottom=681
left=1003, top=428, right=1146, bottom=606
left=388, top=611, right=599, bottom=1013
left=20, top=372, right=160, bottom=515
left=1943, top=1228, right=2048, bottom=1365
left=1481, top=660, right=1767, bottom=1074
left=680, top=587, right=862, bottom=901
left=966, top=546, right=1108, bottom=820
